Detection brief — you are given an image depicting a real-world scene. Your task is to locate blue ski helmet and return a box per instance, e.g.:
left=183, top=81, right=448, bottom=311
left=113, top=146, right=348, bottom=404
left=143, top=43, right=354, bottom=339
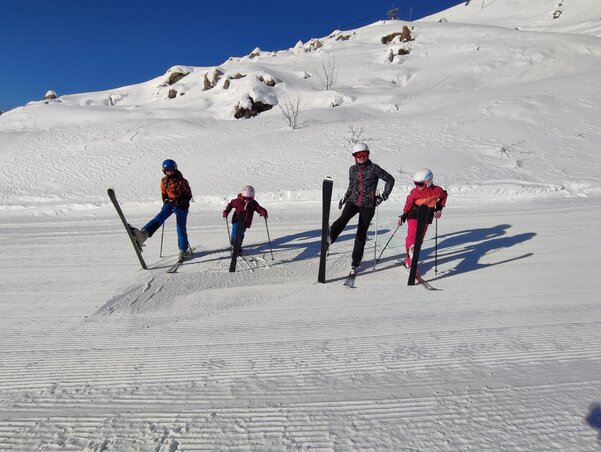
left=162, top=159, right=177, bottom=173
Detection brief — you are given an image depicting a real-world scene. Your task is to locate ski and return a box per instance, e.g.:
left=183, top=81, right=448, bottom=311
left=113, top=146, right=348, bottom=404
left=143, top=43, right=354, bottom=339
left=318, top=176, right=334, bottom=283
left=415, top=273, right=440, bottom=290
left=229, top=211, right=246, bottom=272
left=244, top=254, right=271, bottom=269
left=407, top=204, right=429, bottom=286
left=107, top=188, right=148, bottom=270
left=166, top=247, right=197, bottom=273
left=343, top=269, right=357, bottom=288
left=403, top=261, right=440, bottom=291
left=238, top=256, right=254, bottom=271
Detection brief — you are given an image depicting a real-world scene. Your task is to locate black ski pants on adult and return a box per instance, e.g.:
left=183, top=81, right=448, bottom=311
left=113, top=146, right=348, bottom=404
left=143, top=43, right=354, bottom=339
left=329, top=201, right=375, bottom=267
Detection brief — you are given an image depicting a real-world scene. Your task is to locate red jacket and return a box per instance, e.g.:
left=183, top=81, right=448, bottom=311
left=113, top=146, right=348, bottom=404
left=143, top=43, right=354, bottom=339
left=403, top=184, right=448, bottom=224
left=224, top=194, right=267, bottom=228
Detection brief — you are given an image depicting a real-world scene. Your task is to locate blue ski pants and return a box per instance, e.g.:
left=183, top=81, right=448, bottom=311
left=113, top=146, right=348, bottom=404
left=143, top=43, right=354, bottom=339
left=230, top=222, right=246, bottom=245
left=144, top=203, right=190, bottom=251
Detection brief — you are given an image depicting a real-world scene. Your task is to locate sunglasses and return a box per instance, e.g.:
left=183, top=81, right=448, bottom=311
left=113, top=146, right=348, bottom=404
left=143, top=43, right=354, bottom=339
left=354, top=152, right=369, bottom=159
left=414, top=181, right=427, bottom=187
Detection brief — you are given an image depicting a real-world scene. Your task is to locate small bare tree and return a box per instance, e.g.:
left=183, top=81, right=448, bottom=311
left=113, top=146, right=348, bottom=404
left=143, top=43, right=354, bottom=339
left=498, top=140, right=530, bottom=168
left=316, top=56, right=339, bottom=90
left=347, top=124, right=366, bottom=145
left=498, top=140, right=525, bottom=158
left=278, top=94, right=302, bottom=129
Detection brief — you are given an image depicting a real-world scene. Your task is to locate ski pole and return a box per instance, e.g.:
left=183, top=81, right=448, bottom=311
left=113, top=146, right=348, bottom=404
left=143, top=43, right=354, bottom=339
left=373, top=191, right=380, bottom=271
left=225, top=217, right=232, bottom=247
left=264, top=217, right=274, bottom=260
left=376, top=224, right=400, bottom=263
left=159, top=223, right=165, bottom=257
left=435, top=218, right=439, bottom=275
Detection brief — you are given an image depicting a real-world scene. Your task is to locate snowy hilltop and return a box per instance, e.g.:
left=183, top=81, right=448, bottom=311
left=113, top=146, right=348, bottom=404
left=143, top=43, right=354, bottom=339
left=1, top=0, right=600, bottom=215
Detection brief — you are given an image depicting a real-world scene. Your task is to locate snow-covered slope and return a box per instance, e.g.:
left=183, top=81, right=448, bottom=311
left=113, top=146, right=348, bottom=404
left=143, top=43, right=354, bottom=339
left=1, top=11, right=600, bottom=215
left=1, top=2, right=601, bottom=450
left=422, top=0, right=601, bottom=36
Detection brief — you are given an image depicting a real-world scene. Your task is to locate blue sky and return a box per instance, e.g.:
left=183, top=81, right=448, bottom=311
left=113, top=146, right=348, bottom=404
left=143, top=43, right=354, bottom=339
left=0, top=0, right=462, bottom=111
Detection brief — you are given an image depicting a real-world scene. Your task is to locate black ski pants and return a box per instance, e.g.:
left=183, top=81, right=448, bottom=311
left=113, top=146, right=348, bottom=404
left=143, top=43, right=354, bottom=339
left=329, top=202, right=375, bottom=267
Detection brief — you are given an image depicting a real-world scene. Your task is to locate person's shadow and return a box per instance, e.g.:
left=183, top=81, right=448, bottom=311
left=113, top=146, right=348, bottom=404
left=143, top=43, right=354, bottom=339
left=250, top=227, right=372, bottom=264
left=586, top=403, right=601, bottom=441
left=248, top=222, right=535, bottom=280
left=416, top=224, right=535, bottom=280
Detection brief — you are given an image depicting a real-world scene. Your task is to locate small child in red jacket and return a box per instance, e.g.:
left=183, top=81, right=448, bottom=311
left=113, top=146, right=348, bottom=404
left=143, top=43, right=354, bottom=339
left=398, top=169, right=448, bottom=267
left=223, top=185, right=268, bottom=254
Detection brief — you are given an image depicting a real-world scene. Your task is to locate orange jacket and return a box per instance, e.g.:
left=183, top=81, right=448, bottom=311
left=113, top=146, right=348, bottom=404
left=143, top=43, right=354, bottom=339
left=161, top=170, right=192, bottom=208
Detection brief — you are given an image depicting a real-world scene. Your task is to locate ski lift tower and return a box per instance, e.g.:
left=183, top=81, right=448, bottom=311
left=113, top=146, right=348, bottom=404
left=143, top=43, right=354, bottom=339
left=387, top=5, right=400, bottom=20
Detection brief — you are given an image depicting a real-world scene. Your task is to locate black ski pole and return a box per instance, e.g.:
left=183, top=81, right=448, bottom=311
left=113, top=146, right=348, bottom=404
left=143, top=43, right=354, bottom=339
left=264, top=217, right=274, bottom=260
left=376, top=224, right=400, bottom=263
left=225, top=217, right=232, bottom=247
left=373, top=190, right=380, bottom=271
left=435, top=218, right=438, bottom=274
left=159, top=223, right=165, bottom=257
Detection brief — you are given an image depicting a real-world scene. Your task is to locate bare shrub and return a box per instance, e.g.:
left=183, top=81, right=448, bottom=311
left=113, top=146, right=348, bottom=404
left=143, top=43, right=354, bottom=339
left=278, top=94, right=302, bottom=129
left=316, top=56, right=338, bottom=90
left=347, top=124, right=366, bottom=145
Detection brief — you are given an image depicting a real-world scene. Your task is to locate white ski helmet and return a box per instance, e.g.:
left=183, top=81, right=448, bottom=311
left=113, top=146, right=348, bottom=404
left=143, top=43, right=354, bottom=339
left=352, top=142, right=370, bottom=156
left=412, top=168, right=433, bottom=187
left=241, top=185, right=255, bottom=198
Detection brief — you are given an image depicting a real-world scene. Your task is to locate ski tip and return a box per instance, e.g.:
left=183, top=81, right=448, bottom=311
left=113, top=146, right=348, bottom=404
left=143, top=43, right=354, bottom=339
left=324, top=176, right=334, bottom=181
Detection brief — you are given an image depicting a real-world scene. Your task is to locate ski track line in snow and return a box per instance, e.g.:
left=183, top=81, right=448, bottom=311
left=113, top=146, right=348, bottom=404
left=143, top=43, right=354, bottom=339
left=1, top=200, right=601, bottom=450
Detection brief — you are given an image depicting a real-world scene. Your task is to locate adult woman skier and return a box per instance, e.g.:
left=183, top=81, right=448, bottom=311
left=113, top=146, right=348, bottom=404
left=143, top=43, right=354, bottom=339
left=329, top=143, right=395, bottom=271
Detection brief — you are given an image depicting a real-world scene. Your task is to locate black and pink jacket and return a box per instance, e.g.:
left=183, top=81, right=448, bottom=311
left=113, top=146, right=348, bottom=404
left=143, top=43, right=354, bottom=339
left=344, top=160, right=395, bottom=208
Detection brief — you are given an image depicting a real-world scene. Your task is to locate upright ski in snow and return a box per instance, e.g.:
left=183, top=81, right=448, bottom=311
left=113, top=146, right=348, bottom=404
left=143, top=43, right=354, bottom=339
left=107, top=188, right=148, bottom=270
left=318, top=176, right=334, bottom=283
left=229, top=211, right=246, bottom=273
left=407, top=204, right=429, bottom=286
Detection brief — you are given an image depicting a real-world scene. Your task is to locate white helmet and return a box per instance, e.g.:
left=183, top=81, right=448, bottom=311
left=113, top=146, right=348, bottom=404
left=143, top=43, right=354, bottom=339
left=412, top=168, right=433, bottom=187
left=241, top=185, right=255, bottom=198
left=352, top=142, right=370, bottom=156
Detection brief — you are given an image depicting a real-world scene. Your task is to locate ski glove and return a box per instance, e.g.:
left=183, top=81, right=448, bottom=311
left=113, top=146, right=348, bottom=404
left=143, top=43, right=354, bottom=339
left=375, top=193, right=388, bottom=206
left=434, top=210, right=442, bottom=219
left=222, top=210, right=228, bottom=218
left=338, top=196, right=347, bottom=210
left=260, top=210, right=268, bottom=219
left=397, top=213, right=407, bottom=226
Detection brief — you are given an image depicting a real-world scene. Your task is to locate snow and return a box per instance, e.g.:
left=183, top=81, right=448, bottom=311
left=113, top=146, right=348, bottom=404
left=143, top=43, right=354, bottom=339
left=1, top=0, right=601, bottom=449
